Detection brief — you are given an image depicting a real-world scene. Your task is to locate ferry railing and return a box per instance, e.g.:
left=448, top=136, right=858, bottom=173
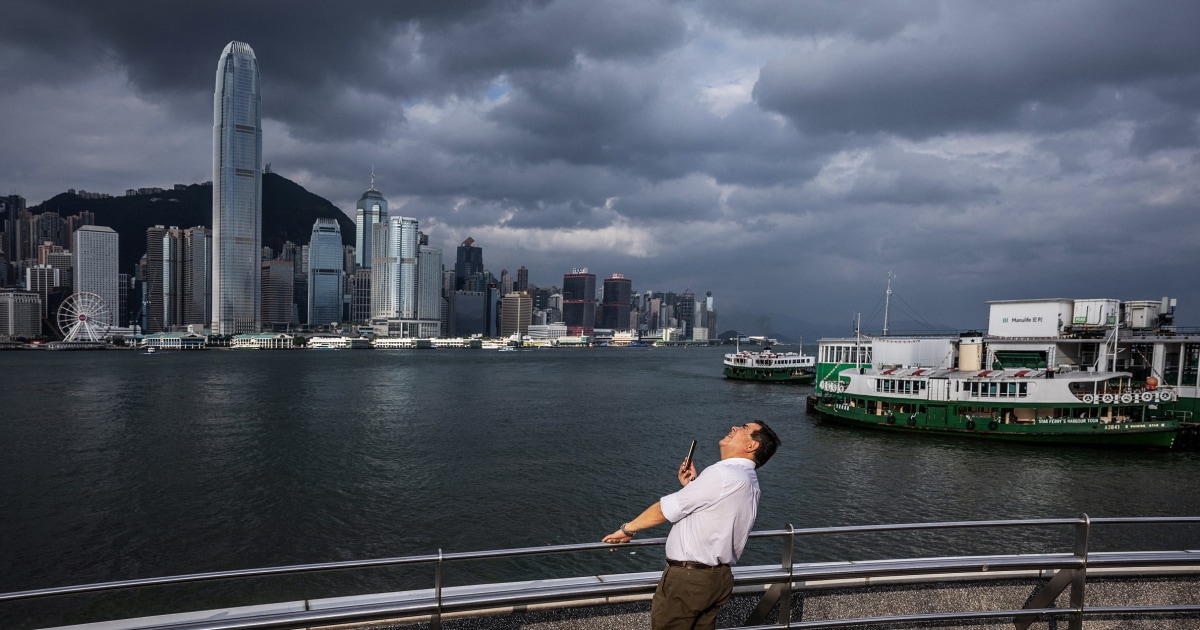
left=3, top=515, right=1200, bottom=630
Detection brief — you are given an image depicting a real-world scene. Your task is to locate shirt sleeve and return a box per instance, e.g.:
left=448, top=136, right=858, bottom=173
left=659, top=466, right=725, bottom=523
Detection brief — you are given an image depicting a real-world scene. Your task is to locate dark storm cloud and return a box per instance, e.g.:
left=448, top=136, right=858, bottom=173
left=752, top=1, right=1200, bottom=139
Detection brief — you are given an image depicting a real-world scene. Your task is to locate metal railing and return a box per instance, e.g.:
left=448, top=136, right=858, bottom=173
left=4, top=515, right=1200, bottom=630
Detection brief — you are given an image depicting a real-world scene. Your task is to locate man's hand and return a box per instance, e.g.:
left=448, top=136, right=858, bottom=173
left=602, top=529, right=633, bottom=544
left=678, top=460, right=697, bottom=486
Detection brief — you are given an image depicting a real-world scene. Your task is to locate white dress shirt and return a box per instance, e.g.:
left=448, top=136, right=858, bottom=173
left=659, top=457, right=760, bottom=566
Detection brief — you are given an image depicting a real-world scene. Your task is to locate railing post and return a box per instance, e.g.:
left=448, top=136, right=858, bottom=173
left=1069, top=514, right=1090, bottom=630
left=433, top=548, right=443, bottom=630
left=780, top=524, right=795, bottom=626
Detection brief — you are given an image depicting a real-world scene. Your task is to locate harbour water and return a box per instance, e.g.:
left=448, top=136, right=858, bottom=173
left=2, top=346, right=1199, bottom=627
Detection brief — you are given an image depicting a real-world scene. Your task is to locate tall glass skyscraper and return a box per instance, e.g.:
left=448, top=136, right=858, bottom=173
left=307, top=219, right=344, bottom=327
left=71, top=225, right=119, bottom=318
left=354, top=176, right=387, bottom=269
left=212, top=41, right=262, bottom=334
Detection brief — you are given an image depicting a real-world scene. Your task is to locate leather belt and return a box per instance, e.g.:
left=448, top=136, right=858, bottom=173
left=666, top=558, right=729, bottom=570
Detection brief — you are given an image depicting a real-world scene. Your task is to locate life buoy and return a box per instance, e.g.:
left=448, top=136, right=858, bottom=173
left=1160, top=390, right=1175, bottom=402
left=906, top=417, right=916, bottom=427
left=1120, top=393, right=1132, bottom=404
left=886, top=414, right=896, bottom=424
left=1141, top=392, right=1154, bottom=403
left=988, top=420, right=999, bottom=431
left=965, top=419, right=976, bottom=430
left=1102, top=393, right=1114, bottom=404
left=1083, top=393, right=1096, bottom=404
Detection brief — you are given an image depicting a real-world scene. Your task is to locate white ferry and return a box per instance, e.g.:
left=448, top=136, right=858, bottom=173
left=724, top=347, right=816, bottom=384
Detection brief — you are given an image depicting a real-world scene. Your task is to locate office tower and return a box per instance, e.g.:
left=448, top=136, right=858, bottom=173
left=562, top=269, right=596, bottom=337
left=25, top=265, right=62, bottom=320
left=601, top=273, right=632, bottom=330
left=418, top=245, right=443, bottom=335
left=71, top=226, right=118, bottom=319
left=516, top=266, right=529, bottom=293
left=678, top=289, right=695, bottom=338
left=370, top=216, right=419, bottom=322
left=349, top=268, right=371, bottom=323
left=705, top=291, right=718, bottom=341
left=307, top=219, right=343, bottom=327
left=260, top=261, right=295, bottom=328
left=0, top=289, right=42, bottom=338
left=183, top=227, right=212, bottom=326
left=1, top=195, right=26, bottom=282
left=30, top=213, right=66, bottom=252
left=144, top=226, right=168, bottom=332
left=354, top=174, right=387, bottom=269
left=450, top=290, right=486, bottom=337
left=118, top=273, right=129, bottom=327
left=499, top=269, right=512, bottom=296
left=454, top=237, right=484, bottom=290
left=212, top=41, right=262, bottom=334
left=500, top=291, right=532, bottom=338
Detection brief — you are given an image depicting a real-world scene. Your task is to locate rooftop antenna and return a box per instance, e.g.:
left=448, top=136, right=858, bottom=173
left=370, top=165, right=377, bottom=191
left=883, top=271, right=894, bottom=337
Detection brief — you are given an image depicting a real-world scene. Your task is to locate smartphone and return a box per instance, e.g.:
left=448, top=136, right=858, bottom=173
left=683, top=439, right=697, bottom=470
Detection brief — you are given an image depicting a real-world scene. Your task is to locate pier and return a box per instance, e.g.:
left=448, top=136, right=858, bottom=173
left=7, top=516, right=1200, bottom=629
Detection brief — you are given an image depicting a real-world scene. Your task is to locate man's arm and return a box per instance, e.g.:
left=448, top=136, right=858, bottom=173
left=601, top=501, right=667, bottom=544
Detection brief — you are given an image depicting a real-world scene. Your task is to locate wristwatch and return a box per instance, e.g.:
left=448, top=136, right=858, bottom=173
left=620, top=523, right=635, bottom=537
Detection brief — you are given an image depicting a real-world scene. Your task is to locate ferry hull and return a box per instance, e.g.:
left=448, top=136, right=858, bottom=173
left=812, top=400, right=1179, bottom=448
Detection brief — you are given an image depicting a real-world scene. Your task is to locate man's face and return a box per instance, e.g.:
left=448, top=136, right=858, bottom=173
left=720, top=422, right=761, bottom=456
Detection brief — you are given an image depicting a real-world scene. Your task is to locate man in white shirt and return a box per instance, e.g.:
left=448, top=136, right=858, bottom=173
left=602, top=421, right=781, bottom=630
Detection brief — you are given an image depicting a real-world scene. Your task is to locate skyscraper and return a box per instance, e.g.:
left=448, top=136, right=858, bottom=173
left=72, top=226, right=119, bottom=316
left=370, top=216, right=419, bottom=322
left=354, top=174, right=387, bottom=269
left=307, top=219, right=344, bottom=327
left=562, top=268, right=596, bottom=337
left=212, top=41, right=262, bottom=334
left=454, top=237, right=484, bottom=290
left=418, top=244, right=444, bottom=335
left=601, top=273, right=632, bottom=331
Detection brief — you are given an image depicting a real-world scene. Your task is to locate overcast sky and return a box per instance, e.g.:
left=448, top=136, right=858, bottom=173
left=5, top=1, right=1200, bottom=336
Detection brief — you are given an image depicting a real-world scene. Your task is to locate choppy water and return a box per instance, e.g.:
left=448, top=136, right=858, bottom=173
left=2, top=346, right=1197, bottom=626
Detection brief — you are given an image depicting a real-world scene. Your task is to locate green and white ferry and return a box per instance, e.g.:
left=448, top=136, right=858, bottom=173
left=811, top=297, right=1196, bottom=448
left=725, top=347, right=816, bottom=384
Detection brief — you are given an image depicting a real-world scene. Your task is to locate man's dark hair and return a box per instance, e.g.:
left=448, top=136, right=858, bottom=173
left=749, top=420, right=780, bottom=468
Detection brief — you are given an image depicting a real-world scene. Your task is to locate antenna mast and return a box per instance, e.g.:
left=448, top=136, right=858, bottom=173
left=883, top=272, right=894, bottom=337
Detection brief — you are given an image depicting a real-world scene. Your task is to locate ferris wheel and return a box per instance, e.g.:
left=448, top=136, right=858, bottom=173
left=57, top=292, right=113, bottom=342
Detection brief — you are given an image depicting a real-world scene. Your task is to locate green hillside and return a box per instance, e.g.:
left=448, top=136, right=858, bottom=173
left=30, top=172, right=354, bottom=275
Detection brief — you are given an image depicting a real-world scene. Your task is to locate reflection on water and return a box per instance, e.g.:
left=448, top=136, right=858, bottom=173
left=1, top=347, right=1198, bottom=626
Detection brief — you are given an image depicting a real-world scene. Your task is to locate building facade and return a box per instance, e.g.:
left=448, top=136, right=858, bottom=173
left=354, top=177, right=387, bottom=269
left=562, top=269, right=596, bottom=337
left=500, top=291, right=532, bottom=338
left=0, top=290, right=41, bottom=338
left=307, top=218, right=343, bottom=327
left=600, top=273, right=632, bottom=331
left=71, top=226, right=119, bottom=319
left=212, top=41, right=262, bottom=334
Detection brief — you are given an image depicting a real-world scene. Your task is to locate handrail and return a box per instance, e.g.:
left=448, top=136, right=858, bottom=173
left=4, top=515, right=1200, bottom=629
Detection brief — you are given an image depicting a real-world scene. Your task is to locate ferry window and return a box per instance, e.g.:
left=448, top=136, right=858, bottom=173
left=1019, top=383, right=1028, bottom=396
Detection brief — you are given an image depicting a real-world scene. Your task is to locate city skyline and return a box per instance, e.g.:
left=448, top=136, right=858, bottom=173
left=4, top=3, right=1200, bottom=333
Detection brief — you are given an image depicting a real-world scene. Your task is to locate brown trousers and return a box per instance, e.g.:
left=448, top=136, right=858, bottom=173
left=650, top=564, right=734, bottom=630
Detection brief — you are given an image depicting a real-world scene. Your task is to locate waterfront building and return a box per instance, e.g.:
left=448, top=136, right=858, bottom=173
left=600, top=273, right=632, bottom=331
left=417, top=245, right=444, bottom=336
left=231, top=333, right=294, bottom=350
left=370, top=216, right=419, bottom=320
left=562, top=269, right=596, bottom=337
left=678, top=289, right=695, bottom=339
left=141, top=331, right=207, bottom=350
left=354, top=175, right=387, bottom=269
left=450, top=290, right=486, bottom=337
left=500, top=291, right=532, bottom=338
left=526, top=322, right=568, bottom=340
left=212, top=41, right=262, bottom=335
left=307, top=218, right=343, bottom=327
left=25, top=264, right=63, bottom=320
left=454, top=237, right=484, bottom=290
left=71, top=226, right=118, bottom=317
left=0, top=289, right=41, bottom=338
left=260, top=261, right=295, bottom=329
left=349, top=267, right=371, bottom=324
